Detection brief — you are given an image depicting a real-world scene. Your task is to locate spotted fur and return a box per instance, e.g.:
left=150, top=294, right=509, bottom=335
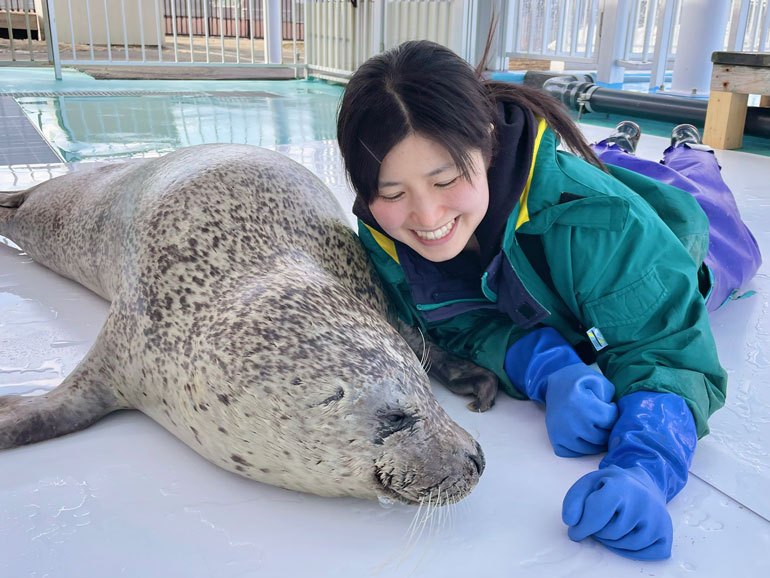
left=0, top=145, right=484, bottom=503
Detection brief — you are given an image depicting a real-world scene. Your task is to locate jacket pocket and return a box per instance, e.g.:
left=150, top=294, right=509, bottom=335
left=584, top=268, right=668, bottom=328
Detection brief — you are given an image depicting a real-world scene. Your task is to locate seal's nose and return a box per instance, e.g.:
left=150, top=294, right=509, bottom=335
left=468, top=441, right=485, bottom=476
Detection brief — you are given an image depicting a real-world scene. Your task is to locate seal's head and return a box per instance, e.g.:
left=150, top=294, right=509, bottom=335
left=186, top=253, right=485, bottom=504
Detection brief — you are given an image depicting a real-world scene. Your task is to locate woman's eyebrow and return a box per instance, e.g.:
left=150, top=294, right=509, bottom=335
left=378, top=164, right=456, bottom=188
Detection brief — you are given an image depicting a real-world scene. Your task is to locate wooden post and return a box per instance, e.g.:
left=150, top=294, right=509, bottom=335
left=704, top=53, right=770, bottom=149
left=704, top=90, right=749, bottom=149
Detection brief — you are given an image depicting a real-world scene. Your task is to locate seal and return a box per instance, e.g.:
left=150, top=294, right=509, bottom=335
left=0, top=144, right=488, bottom=505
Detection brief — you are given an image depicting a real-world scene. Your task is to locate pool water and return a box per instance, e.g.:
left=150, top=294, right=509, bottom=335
left=14, top=85, right=343, bottom=163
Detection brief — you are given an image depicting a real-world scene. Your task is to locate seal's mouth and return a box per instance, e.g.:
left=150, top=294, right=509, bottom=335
left=373, top=466, right=472, bottom=506
left=373, top=466, right=421, bottom=505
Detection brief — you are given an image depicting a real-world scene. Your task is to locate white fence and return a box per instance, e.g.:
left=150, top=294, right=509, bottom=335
left=1, top=0, right=304, bottom=78
left=505, top=0, right=770, bottom=82
left=2, top=0, right=769, bottom=82
left=1, top=0, right=474, bottom=80
left=304, top=0, right=465, bottom=82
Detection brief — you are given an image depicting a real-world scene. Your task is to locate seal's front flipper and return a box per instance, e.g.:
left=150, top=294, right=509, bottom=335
left=0, top=323, right=127, bottom=449
left=395, top=320, right=499, bottom=412
left=424, top=349, right=500, bottom=412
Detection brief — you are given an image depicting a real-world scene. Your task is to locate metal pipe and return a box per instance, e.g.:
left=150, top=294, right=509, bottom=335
left=586, top=88, right=708, bottom=124
left=540, top=75, right=770, bottom=139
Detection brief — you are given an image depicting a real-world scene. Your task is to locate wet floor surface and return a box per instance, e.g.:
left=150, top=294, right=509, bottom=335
left=1, top=110, right=769, bottom=575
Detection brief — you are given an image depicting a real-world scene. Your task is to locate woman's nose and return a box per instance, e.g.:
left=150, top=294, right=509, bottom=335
left=410, top=193, right=444, bottom=228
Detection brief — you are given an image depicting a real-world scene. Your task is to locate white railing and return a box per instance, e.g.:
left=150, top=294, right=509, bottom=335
left=304, top=0, right=464, bottom=82
left=504, top=0, right=770, bottom=75
left=619, top=0, right=680, bottom=67
left=3, top=0, right=770, bottom=82
left=3, top=0, right=466, bottom=82
left=49, top=0, right=303, bottom=67
left=0, top=0, right=49, bottom=63
left=733, top=0, right=770, bottom=51
left=1, top=0, right=305, bottom=78
left=506, top=0, right=602, bottom=63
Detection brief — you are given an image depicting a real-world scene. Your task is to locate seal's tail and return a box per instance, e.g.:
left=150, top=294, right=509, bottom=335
left=0, top=339, right=124, bottom=450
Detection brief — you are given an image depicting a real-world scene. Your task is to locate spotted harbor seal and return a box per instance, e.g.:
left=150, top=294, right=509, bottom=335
left=0, top=144, right=491, bottom=504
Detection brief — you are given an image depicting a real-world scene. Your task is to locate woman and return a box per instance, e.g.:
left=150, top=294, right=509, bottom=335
left=336, top=40, right=760, bottom=560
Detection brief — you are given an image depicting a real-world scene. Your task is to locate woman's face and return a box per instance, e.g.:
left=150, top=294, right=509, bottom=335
left=369, top=133, right=490, bottom=263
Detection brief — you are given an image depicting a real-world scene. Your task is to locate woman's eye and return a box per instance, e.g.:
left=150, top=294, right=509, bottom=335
left=378, top=191, right=404, bottom=202
left=436, top=177, right=459, bottom=188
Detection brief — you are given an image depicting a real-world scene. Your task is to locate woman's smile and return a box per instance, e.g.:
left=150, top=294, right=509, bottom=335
left=412, top=217, right=458, bottom=243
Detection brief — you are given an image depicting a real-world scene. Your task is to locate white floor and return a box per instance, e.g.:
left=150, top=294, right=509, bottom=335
left=1, top=129, right=769, bottom=577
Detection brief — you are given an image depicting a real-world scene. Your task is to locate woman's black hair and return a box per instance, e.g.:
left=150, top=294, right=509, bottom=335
left=336, top=39, right=604, bottom=209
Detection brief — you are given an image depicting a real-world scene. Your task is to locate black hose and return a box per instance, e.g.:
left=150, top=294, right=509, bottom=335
left=540, top=77, right=770, bottom=139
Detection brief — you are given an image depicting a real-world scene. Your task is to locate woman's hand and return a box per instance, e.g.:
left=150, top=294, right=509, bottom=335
left=562, top=465, right=672, bottom=560
left=504, top=327, right=618, bottom=457
left=544, top=364, right=618, bottom=457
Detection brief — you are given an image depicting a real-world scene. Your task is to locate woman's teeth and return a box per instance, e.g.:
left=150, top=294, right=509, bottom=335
left=415, top=218, right=456, bottom=241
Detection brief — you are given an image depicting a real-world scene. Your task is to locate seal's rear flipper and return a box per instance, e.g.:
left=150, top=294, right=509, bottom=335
left=0, top=190, right=29, bottom=208
left=0, top=329, right=126, bottom=449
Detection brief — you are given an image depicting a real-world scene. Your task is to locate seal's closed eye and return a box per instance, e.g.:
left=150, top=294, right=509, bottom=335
left=376, top=409, right=418, bottom=442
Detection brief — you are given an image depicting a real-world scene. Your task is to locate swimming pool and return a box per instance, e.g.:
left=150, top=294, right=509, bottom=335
left=6, top=76, right=343, bottom=163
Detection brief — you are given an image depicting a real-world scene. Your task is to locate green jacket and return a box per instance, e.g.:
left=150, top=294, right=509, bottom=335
left=358, top=120, right=726, bottom=437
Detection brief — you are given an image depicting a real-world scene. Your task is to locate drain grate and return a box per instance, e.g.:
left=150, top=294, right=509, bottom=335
left=4, top=90, right=282, bottom=98
left=0, top=96, right=64, bottom=165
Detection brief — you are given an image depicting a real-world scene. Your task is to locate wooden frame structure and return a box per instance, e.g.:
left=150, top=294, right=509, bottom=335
left=704, top=51, right=770, bottom=150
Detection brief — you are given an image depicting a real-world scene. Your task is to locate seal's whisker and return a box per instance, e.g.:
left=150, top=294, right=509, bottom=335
left=400, top=489, right=433, bottom=564
left=456, top=492, right=473, bottom=521
left=410, top=488, right=445, bottom=576
left=418, top=327, right=427, bottom=360
left=431, top=487, right=440, bottom=537
left=438, top=486, right=448, bottom=532
left=447, top=495, right=458, bottom=533
left=416, top=327, right=433, bottom=374
left=395, top=494, right=427, bottom=567
left=370, top=495, right=427, bottom=574
left=404, top=495, right=426, bottom=546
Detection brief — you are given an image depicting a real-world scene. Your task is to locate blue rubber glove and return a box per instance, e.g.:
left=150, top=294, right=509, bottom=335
left=504, top=327, right=618, bottom=457
left=562, top=392, right=697, bottom=560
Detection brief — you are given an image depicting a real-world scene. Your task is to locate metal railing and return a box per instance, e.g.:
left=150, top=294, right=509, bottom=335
left=4, top=0, right=35, bottom=9
left=505, top=0, right=770, bottom=71
left=1, top=0, right=48, bottom=63
left=734, top=0, right=770, bottom=51
left=3, top=1, right=770, bottom=82
left=619, top=0, right=680, bottom=67
left=305, top=0, right=462, bottom=82
left=162, top=0, right=304, bottom=40
left=507, top=0, right=601, bottom=63
left=1, top=0, right=305, bottom=75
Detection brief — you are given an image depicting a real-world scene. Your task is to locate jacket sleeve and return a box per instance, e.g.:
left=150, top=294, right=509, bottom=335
left=543, top=195, right=727, bottom=438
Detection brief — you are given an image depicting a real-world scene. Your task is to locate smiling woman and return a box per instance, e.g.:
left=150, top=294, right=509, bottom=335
left=336, top=39, right=761, bottom=561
